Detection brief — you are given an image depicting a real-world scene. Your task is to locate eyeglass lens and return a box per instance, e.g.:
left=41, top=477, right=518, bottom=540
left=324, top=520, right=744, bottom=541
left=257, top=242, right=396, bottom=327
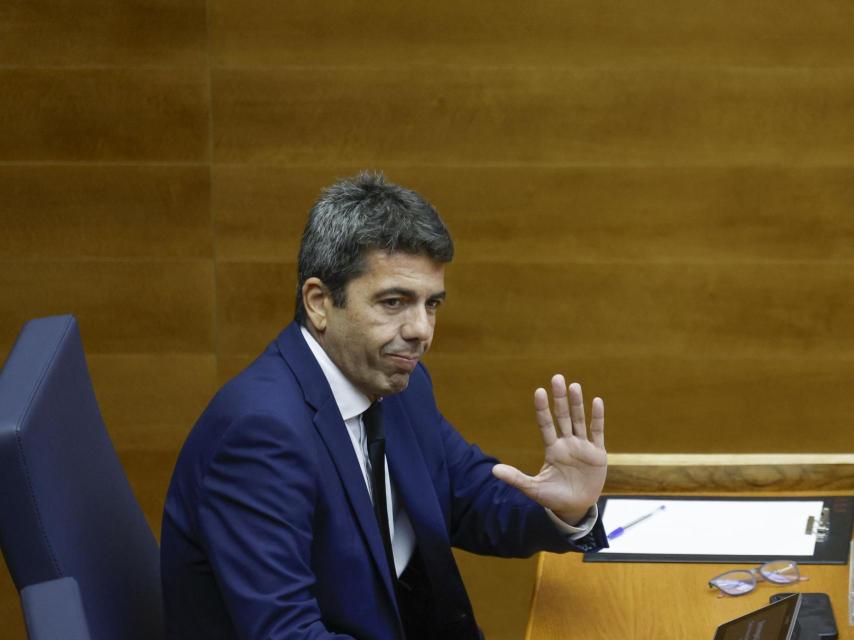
left=709, top=560, right=800, bottom=596
left=759, top=560, right=799, bottom=583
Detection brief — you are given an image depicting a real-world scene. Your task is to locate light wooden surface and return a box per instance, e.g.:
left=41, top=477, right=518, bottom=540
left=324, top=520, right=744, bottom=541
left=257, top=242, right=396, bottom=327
left=528, top=457, right=854, bottom=639
left=526, top=550, right=854, bottom=640
left=606, top=454, right=854, bottom=492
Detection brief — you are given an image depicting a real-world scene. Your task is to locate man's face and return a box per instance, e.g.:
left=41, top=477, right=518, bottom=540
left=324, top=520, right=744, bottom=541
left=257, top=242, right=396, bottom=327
left=311, top=250, right=446, bottom=399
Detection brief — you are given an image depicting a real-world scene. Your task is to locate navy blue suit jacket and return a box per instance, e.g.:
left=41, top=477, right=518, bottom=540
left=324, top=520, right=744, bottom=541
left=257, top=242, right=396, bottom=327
left=161, top=322, right=606, bottom=639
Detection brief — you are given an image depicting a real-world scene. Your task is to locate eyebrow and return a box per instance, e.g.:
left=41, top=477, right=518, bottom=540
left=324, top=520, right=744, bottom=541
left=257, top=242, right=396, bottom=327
left=375, top=287, right=446, bottom=301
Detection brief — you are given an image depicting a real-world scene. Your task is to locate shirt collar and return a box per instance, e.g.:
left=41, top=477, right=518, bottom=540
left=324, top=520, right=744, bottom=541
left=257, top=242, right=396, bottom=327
left=300, top=325, right=371, bottom=421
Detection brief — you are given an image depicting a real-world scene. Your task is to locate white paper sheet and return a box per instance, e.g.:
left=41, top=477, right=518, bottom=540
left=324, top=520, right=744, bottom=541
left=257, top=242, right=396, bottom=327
left=599, top=499, right=823, bottom=557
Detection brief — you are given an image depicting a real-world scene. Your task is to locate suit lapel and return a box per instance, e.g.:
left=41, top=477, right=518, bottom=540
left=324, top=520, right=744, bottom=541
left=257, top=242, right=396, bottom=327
left=385, top=398, right=477, bottom=634
left=276, top=323, right=400, bottom=605
left=385, top=400, right=447, bottom=540
left=312, top=401, right=399, bottom=601
left=384, top=399, right=458, bottom=587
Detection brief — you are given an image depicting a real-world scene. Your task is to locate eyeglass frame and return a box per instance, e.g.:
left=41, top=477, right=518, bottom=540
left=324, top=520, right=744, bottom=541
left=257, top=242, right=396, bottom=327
left=708, top=560, right=806, bottom=597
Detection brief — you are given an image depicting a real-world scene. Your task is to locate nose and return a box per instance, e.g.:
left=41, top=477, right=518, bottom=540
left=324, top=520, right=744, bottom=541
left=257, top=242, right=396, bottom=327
left=401, top=305, right=433, bottom=343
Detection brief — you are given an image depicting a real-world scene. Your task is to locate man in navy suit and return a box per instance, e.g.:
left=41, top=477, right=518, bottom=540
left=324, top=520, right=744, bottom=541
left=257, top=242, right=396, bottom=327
left=161, top=173, right=608, bottom=639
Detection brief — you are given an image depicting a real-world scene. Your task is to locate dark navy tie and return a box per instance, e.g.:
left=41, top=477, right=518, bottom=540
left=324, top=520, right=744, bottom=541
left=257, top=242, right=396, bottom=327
left=363, top=401, right=397, bottom=581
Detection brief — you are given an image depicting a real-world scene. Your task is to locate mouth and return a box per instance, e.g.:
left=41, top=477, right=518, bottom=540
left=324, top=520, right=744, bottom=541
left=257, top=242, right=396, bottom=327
left=385, top=353, right=420, bottom=372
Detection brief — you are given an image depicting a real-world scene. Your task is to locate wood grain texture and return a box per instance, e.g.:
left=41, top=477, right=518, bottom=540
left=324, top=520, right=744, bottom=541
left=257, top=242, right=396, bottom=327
left=215, top=261, right=297, bottom=355
left=605, top=454, right=854, bottom=491
left=408, top=166, right=854, bottom=263
left=0, top=0, right=206, bottom=67
left=427, top=354, right=854, bottom=454
left=0, top=261, right=214, bottom=354
left=436, top=262, right=854, bottom=357
left=214, top=260, right=854, bottom=360
left=453, top=552, right=534, bottom=640
left=212, top=67, right=854, bottom=165
left=213, top=165, right=321, bottom=260
left=0, top=69, right=208, bottom=161
left=0, top=165, right=211, bottom=259
left=217, top=355, right=256, bottom=387
left=119, top=449, right=182, bottom=539
left=0, top=557, right=25, bottom=640
left=210, top=0, right=854, bottom=68
left=527, top=550, right=854, bottom=640
left=214, top=165, right=854, bottom=262
left=88, top=354, right=217, bottom=449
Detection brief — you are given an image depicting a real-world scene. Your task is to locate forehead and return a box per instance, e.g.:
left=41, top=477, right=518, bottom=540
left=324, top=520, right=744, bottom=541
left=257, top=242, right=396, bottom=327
left=354, top=250, right=445, bottom=293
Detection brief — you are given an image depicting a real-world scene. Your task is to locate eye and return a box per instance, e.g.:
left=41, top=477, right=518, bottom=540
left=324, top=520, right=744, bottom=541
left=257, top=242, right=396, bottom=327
left=381, top=298, right=402, bottom=309
left=426, top=298, right=443, bottom=311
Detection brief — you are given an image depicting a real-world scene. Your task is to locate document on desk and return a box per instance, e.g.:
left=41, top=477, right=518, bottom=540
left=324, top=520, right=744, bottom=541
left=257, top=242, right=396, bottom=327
left=586, top=496, right=854, bottom=564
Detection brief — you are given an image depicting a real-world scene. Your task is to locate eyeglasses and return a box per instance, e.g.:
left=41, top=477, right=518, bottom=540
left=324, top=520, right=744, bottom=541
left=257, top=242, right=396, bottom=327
left=708, top=560, right=808, bottom=597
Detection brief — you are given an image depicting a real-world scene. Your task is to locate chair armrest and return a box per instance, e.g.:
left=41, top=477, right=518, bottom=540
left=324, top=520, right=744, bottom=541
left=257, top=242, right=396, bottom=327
left=20, top=577, right=92, bottom=640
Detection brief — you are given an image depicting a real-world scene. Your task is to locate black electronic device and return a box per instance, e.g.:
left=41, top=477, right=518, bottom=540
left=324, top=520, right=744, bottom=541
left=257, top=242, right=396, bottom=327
left=713, top=593, right=801, bottom=640
left=770, top=593, right=838, bottom=640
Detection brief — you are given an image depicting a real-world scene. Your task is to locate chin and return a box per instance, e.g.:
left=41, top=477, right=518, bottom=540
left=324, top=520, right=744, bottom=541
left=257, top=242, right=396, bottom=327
left=382, top=374, right=411, bottom=397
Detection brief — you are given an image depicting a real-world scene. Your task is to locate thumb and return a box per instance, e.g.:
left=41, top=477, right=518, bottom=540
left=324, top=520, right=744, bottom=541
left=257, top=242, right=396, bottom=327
left=492, top=464, right=536, bottom=498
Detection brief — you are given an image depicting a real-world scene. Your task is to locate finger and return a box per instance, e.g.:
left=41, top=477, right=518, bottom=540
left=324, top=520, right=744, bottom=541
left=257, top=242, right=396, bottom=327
left=568, top=382, right=588, bottom=438
left=550, top=374, right=573, bottom=437
left=590, top=396, right=605, bottom=449
left=534, top=387, right=558, bottom=447
left=492, top=464, right=537, bottom=499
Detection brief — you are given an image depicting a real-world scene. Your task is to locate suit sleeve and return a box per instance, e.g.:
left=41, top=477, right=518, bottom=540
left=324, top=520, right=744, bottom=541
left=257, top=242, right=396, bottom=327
left=437, top=413, right=607, bottom=557
left=406, top=367, right=606, bottom=556
left=195, top=413, right=356, bottom=640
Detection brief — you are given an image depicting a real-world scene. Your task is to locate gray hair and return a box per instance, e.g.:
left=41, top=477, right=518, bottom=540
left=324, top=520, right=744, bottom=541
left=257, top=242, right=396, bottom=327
left=294, top=172, right=454, bottom=324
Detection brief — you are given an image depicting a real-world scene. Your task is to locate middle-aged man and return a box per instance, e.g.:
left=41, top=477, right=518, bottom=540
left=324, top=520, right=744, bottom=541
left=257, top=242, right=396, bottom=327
left=161, top=172, right=608, bottom=640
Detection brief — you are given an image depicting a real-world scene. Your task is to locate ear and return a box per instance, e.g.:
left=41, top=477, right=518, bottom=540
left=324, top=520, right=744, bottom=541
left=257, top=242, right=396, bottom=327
left=302, top=277, right=331, bottom=332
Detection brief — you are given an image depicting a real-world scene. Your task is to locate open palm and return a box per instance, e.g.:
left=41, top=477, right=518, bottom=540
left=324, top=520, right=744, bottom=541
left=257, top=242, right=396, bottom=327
left=493, top=375, right=607, bottom=526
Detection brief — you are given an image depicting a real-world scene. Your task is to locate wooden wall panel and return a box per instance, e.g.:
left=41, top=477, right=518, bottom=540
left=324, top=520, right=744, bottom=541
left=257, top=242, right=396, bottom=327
left=213, top=259, right=854, bottom=361
left=0, top=0, right=206, bottom=66
left=437, top=263, right=854, bottom=357
left=0, top=166, right=211, bottom=259
left=87, top=354, right=218, bottom=450
left=212, top=68, right=854, bottom=165
left=216, top=261, right=297, bottom=355
left=453, top=552, right=535, bottom=640
left=426, top=354, right=854, bottom=455
left=120, top=450, right=185, bottom=535
left=0, top=2, right=212, bottom=635
left=405, top=167, right=854, bottom=263
left=0, top=69, right=208, bottom=162
left=0, top=261, right=214, bottom=354
left=213, top=165, right=320, bottom=260
left=213, top=165, right=854, bottom=262
left=210, top=0, right=854, bottom=68
left=0, top=565, right=25, bottom=640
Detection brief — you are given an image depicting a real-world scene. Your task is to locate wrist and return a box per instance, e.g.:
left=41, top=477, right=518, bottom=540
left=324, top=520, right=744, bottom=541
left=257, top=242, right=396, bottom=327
left=554, top=506, right=592, bottom=527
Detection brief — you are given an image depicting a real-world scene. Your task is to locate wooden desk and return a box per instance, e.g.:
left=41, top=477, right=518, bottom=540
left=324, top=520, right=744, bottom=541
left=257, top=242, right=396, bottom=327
left=526, top=454, right=854, bottom=640
left=526, top=552, right=852, bottom=639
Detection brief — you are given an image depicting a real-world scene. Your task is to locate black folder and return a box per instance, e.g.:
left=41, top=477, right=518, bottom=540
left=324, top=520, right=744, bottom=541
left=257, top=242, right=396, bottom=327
left=584, top=495, right=854, bottom=564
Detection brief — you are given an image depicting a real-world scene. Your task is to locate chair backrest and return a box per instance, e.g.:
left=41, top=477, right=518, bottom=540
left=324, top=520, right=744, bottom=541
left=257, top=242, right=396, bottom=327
left=0, top=315, right=164, bottom=640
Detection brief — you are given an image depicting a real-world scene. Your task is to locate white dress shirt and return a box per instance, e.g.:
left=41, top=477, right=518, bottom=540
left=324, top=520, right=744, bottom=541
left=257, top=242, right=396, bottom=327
left=300, top=327, right=597, bottom=578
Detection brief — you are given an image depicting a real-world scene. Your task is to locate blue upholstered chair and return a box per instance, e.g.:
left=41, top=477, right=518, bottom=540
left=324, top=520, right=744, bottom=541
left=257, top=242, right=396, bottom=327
left=0, top=315, right=164, bottom=640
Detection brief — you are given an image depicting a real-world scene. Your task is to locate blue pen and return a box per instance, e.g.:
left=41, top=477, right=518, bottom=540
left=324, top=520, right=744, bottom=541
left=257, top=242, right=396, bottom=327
left=607, top=505, right=666, bottom=540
